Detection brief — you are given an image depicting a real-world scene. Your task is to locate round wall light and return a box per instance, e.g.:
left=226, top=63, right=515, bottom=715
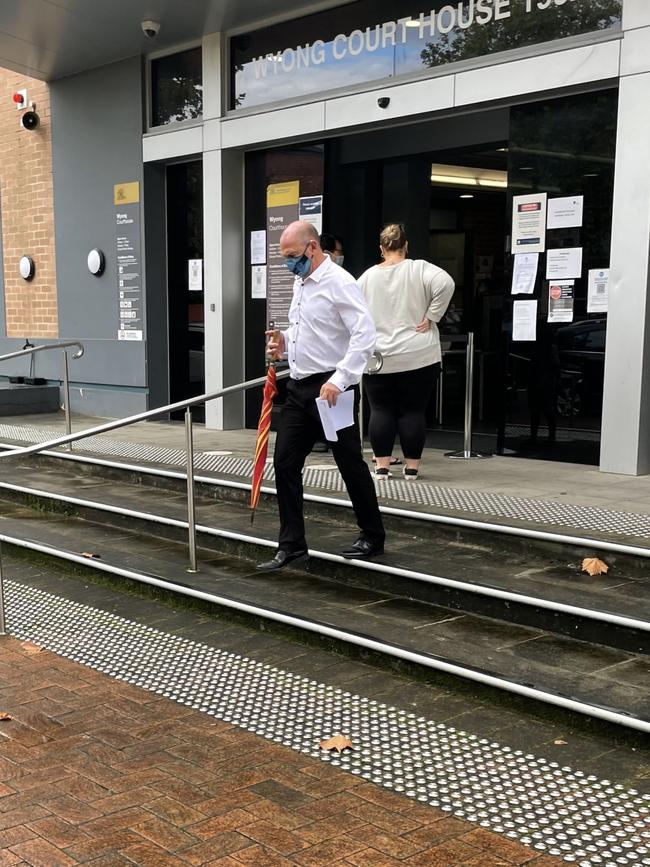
left=87, top=248, right=105, bottom=276
left=19, top=255, right=35, bottom=280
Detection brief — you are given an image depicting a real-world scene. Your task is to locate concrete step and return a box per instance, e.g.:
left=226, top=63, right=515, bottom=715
left=0, top=456, right=647, bottom=656
left=0, top=498, right=647, bottom=734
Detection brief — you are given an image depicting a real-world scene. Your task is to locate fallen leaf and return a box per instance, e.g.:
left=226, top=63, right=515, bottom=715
left=81, top=552, right=101, bottom=560
left=20, top=641, right=43, bottom=655
left=554, top=739, right=567, bottom=745
left=581, top=557, right=609, bottom=576
left=319, top=734, right=353, bottom=753
left=0, top=713, right=11, bottom=721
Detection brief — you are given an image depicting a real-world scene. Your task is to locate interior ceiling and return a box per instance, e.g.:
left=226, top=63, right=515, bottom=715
left=0, top=0, right=351, bottom=81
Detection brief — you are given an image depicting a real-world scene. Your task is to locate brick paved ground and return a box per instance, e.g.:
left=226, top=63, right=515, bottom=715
left=0, top=636, right=566, bottom=867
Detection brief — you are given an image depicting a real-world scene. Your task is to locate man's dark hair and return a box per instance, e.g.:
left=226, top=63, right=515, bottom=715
left=320, top=232, right=342, bottom=253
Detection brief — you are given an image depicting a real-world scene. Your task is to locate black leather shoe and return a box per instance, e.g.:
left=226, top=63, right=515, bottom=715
left=312, top=441, right=329, bottom=453
left=341, top=538, right=384, bottom=560
left=256, top=549, right=308, bottom=572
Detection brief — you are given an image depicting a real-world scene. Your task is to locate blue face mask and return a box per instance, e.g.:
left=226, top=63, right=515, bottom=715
left=285, top=243, right=312, bottom=278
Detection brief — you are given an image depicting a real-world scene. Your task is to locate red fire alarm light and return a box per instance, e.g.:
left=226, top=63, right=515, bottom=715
left=12, top=92, right=24, bottom=105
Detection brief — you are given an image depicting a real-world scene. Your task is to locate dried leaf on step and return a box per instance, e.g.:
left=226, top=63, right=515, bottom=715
left=554, top=739, right=567, bottom=745
left=81, top=552, right=101, bottom=560
left=21, top=641, right=43, bottom=655
left=0, top=712, right=11, bottom=721
left=581, top=557, right=609, bottom=577
left=319, top=734, right=353, bottom=753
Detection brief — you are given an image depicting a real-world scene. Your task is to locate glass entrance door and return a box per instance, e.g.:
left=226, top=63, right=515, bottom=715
left=166, top=160, right=204, bottom=418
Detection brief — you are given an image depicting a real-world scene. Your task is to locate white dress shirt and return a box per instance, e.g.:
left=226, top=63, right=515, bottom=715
left=282, top=257, right=376, bottom=392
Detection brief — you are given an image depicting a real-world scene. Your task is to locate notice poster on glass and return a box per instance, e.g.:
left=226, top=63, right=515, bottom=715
left=546, top=247, right=583, bottom=280
left=512, top=193, right=547, bottom=255
left=547, top=196, right=584, bottom=230
left=299, top=195, right=323, bottom=234
left=250, top=230, right=266, bottom=265
left=548, top=281, right=575, bottom=323
left=188, top=259, right=203, bottom=292
left=588, top=269, right=609, bottom=313
left=513, top=300, right=538, bottom=342
left=266, top=180, right=300, bottom=331
left=511, top=252, right=539, bottom=295
left=251, top=265, right=267, bottom=299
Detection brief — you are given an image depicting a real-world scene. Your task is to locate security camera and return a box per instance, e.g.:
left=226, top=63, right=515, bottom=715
left=141, top=20, right=160, bottom=38
left=377, top=97, right=390, bottom=109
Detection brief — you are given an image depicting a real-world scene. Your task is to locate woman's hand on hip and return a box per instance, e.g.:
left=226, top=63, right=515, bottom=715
left=415, top=318, right=431, bottom=333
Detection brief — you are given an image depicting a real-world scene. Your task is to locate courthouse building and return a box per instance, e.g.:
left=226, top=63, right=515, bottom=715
left=0, top=0, right=649, bottom=474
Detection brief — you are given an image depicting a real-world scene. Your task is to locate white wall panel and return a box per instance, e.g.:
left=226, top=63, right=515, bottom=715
left=142, top=125, right=202, bottom=163
left=221, top=102, right=325, bottom=149
left=203, top=118, right=222, bottom=152
left=324, top=75, right=454, bottom=131
left=600, top=72, right=650, bottom=474
left=455, top=41, right=620, bottom=107
left=623, top=0, right=650, bottom=31
left=620, top=26, right=650, bottom=77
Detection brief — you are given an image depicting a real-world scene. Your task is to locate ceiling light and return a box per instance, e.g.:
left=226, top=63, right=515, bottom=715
left=430, top=162, right=508, bottom=189
left=460, top=194, right=474, bottom=199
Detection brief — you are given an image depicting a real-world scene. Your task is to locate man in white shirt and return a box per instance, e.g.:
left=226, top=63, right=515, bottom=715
left=257, top=221, right=385, bottom=571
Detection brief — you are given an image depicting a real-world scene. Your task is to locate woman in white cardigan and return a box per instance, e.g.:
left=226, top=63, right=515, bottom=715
left=358, top=224, right=455, bottom=480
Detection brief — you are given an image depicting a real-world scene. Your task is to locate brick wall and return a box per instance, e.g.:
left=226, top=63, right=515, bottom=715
left=0, top=69, right=58, bottom=338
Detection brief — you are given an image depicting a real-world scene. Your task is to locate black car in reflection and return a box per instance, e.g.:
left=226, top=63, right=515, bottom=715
left=556, top=318, right=606, bottom=418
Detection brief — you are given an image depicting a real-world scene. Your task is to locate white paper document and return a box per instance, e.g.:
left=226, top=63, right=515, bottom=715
left=511, top=253, right=539, bottom=295
left=588, top=269, right=609, bottom=313
left=512, top=193, right=547, bottom=254
left=547, top=196, right=584, bottom=230
left=513, top=300, right=538, bottom=342
left=315, top=390, right=354, bottom=442
left=250, top=230, right=266, bottom=265
left=251, top=265, right=267, bottom=299
left=546, top=247, right=583, bottom=280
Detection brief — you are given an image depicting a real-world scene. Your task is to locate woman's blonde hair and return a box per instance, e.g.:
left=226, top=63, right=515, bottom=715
left=379, top=223, right=408, bottom=252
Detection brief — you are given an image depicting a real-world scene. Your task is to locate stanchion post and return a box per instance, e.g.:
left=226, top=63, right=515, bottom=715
left=185, top=407, right=198, bottom=573
left=62, top=350, right=72, bottom=451
left=0, top=542, right=6, bottom=636
left=445, top=332, right=492, bottom=460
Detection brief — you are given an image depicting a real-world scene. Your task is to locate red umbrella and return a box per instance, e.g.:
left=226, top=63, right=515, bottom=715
left=250, top=362, right=278, bottom=523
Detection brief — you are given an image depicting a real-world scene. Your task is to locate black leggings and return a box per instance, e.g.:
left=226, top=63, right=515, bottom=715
left=363, top=363, right=440, bottom=460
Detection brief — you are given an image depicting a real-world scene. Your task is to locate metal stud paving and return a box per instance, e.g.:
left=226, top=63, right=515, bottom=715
left=5, top=579, right=649, bottom=866
left=1, top=423, right=650, bottom=542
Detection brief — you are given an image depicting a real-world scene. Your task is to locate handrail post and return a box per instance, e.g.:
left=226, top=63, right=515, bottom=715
left=445, top=332, right=492, bottom=460
left=0, top=542, right=6, bottom=636
left=62, top=350, right=72, bottom=451
left=185, top=407, right=198, bottom=573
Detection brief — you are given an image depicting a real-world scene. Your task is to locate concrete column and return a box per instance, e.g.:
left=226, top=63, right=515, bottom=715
left=600, top=21, right=650, bottom=474
left=201, top=32, right=245, bottom=430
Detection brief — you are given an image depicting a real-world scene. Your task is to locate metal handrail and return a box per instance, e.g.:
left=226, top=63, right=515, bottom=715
left=0, top=368, right=290, bottom=574
left=0, top=340, right=85, bottom=446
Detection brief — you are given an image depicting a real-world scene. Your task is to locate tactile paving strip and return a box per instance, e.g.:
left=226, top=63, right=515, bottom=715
left=1, top=423, right=650, bottom=540
left=5, top=579, right=649, bottom=865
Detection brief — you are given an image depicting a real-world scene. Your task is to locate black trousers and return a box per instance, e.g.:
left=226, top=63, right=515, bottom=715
left=363, top=363, right=441, bottom=459
left=274, top=372, right=385, bottom=552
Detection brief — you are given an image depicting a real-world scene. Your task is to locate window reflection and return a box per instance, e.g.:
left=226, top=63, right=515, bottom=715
left=231, top=0, right=622, bottom=111
left=151, top=47, right=203, bottom=127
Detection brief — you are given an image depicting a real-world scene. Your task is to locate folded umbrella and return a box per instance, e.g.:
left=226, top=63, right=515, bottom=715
left=250, top=362, right=278, bottom=523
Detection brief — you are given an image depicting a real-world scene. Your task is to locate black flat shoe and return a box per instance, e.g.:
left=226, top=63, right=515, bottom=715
left=256, top=549, right=308, bottom=572
left=341, top=538, right=384, bottom=560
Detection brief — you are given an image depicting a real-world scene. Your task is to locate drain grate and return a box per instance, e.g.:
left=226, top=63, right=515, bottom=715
left=1, top=423, right=650, bottom=541
left=5, top=579, right=649, bottom=866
